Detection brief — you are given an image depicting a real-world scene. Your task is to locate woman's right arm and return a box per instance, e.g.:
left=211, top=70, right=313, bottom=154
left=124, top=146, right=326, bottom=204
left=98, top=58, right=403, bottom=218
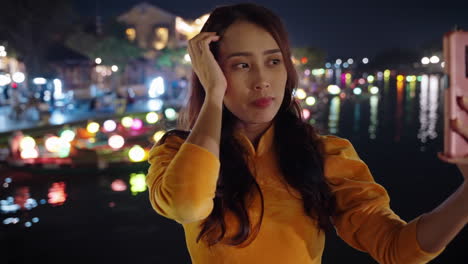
left=146, top=32, right=226, bottom=224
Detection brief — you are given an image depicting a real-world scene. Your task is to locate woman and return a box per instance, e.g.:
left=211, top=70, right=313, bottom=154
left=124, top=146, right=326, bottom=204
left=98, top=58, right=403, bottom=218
left=146, top=3, right=468, bottom=263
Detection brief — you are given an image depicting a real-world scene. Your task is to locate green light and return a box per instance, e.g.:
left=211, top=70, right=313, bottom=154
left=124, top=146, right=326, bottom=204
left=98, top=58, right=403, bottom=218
left=164, top=108, right=178, bottom=121
left=60, top=129, right=75, bottom=142
left=130, top=173, right=147, bottom=195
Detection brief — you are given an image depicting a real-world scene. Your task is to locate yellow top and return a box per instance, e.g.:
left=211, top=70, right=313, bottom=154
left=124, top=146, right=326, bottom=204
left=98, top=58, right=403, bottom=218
left=146, top=123, right=443, bottom=264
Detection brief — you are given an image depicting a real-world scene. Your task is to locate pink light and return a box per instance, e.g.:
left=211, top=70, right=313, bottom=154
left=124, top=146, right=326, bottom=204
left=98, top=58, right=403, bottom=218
left=302, top=109, right=311, bottom=120
left=111, top=179, right=127, bottom=192
left=131, top=118, right=143, bottom=130
left=48, top=182, right=67, bottom=206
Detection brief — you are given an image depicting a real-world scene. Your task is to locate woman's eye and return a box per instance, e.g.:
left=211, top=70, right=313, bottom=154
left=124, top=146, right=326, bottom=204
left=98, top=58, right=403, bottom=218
left=271, top=59, right=281, bottom=65
left=235, top=63, right=249, bottom=69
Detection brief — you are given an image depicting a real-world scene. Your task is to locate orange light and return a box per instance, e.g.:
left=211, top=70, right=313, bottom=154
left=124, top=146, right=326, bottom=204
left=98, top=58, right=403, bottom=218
left=301, top=57, right=308, bottom=64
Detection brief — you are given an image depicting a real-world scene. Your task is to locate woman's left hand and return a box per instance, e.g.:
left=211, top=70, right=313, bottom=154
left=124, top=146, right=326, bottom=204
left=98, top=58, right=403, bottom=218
left=438, top=96, right=468, bottom=180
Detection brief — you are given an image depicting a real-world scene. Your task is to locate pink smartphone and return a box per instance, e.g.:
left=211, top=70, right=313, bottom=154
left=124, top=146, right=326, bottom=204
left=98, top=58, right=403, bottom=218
left=443, top=30, right=468, bottom=158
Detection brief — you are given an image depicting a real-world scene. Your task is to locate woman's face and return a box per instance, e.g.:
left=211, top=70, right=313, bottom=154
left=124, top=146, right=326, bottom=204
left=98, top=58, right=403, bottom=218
left=218, top=21, right=287, bottom=126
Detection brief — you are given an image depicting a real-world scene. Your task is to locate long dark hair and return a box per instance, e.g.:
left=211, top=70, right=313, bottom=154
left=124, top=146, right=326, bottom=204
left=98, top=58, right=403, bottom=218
left=161, top=3, right=336, bottom=247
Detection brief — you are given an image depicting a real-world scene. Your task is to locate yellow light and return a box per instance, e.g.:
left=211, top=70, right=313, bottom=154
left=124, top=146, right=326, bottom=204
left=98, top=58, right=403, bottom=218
left=87, top=122, right=100, bottom=134
left=20, top=136, right=36, bottom=150
left=21, top=148, right=39, bottom=159
left=327, top=85, right=341, bottom=95
left=153, top=27, right=169, bottom=50
left=305, top=96, right=316, bottom=106
left=129, top=145, right=146, bottom=162
left=345, top=73, right=352, bottom=80
left=153, top=130, right=166, bottom=143
left=45, top=136, right=62, bottom=153
left=367, top=75, right=375, bottom=83
left=108, top=135, right=125, bottom=149
left=121, top=117, right=133, bottom=128
left=396, top=75, right=404, bottom=82
left=126, top=28, right=136, bottom=42
left=384, top=70, right=391, bottom=78
left=146, top=112, right=159, bottom=124
left=295, top=88, right=307, bottom=100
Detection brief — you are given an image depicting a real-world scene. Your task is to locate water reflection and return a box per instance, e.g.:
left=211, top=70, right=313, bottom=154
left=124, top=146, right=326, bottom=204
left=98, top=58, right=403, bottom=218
left=328, top=97, right=341, bottom=134
left=369, top=95, right=379, bottom=139
left=48, top=182, right=67, bottom=206
left=307, top=71, right=442, bottom=144
left=0, top=73, right=446, bottom=230
left=0, top=169, right=151, bottom=229
left=417, top=75, right=440, bottom=144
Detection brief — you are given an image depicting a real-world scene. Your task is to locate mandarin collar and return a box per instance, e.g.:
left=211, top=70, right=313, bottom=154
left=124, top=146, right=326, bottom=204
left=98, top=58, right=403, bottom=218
left=233, top=122, right=275, bottom=157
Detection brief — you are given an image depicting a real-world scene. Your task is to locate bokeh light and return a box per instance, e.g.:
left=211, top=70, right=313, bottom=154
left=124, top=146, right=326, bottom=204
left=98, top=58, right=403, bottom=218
left=20, top=136, right=36, bottom=150
left=146, top=112, right=159, bottom=124
left=302, top=109, right=311, bottom=120
left=370, top=86, right=379, bottom=95
left=153, top=130, right=166, bottom=143
left=60, top=129, right=75, bottom=142
left=129, top=173, right=147, bottom=195
left=295, top=88, right=307, bottom=100
left=131, top=118, right=143, bottom=130
left=45, top=136, right=61, bottom=152
left=87, top=122, right=100, bottom=134
left=103, top=120, right=117, bottom=132
left=121, top=117, right=133, bottom=128
left=353, top=87, right=362, bottom=95
left=129, top=145, right=146, bottom=162
left=164, top=108, right=177, bottom=121
left=111, top=179, right=127, bottom=192
left=21, top=148, right=39, bottom=159
left=305, top=96, right=316, bottom=106
left=327, top=85, right=341, bottom=95
left=108, top=135, right=125, bottom=149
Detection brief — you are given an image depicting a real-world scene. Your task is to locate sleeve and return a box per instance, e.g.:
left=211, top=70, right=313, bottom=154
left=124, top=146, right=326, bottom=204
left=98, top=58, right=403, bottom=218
left=321, top=135, right=444, bottom=264
left=145, top=135, right=221, bottom=224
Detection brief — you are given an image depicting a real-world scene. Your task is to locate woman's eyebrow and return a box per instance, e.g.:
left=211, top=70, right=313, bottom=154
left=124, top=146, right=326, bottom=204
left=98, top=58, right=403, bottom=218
left=225, top=49, right=281, bottom=60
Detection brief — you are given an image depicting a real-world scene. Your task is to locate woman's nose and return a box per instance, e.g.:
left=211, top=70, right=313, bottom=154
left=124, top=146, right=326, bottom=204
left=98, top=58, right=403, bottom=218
left=255, top=81, right=270, bottom=90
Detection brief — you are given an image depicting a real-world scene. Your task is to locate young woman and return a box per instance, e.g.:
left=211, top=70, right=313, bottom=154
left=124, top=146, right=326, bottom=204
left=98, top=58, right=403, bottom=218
left=146, top=3, right=468, bottom=263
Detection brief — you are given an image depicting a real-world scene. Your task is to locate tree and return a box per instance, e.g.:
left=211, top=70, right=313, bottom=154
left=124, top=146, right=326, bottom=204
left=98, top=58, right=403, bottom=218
left=155, top=47, right=187, bottom=70
left=0, top=0, right=76, bottom=81
left=65, top=20, right=143, bottom=71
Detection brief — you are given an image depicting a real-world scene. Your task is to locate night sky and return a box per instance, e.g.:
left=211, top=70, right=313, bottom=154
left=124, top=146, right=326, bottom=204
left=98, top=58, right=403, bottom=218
left=73, top=0, right=468, bottom=60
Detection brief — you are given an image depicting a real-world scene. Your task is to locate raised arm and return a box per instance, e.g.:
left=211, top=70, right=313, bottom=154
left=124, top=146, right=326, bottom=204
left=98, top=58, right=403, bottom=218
left=146, top=32, right=227, bottom=224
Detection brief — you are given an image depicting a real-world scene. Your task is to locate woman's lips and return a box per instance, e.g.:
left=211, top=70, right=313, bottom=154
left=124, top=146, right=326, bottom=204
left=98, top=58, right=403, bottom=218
left=252, top=97, right=273, bottom=108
